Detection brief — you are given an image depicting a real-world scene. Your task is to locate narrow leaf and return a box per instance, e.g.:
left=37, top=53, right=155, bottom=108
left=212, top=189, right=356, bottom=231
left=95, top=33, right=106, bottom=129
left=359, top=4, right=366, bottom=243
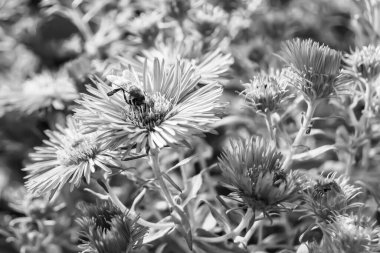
left=292, top=145, right=336, bottom=161
left=201, top=200, right=232, bottom=232
left=166, top=155, right=197, bottom=174
left=162, top=173, right=182, bottom=193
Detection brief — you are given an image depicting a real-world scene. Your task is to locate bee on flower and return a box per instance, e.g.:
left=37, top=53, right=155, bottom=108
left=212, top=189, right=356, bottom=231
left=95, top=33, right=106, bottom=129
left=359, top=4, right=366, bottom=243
left=24, top=117, right=121, bottom=201
left=300, top=173, right=362, bottom=222
left=75, top=58, right=224, bottom=152
left=280, top=38, right=343, bottom=102
left=218, top=137, right=302, bottom=215
left=77, top=201, right=148, bottom=253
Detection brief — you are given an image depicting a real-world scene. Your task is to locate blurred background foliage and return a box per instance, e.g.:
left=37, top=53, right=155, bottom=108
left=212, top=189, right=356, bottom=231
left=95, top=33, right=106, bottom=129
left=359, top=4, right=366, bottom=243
left=0, top=0, right=379, bottom=252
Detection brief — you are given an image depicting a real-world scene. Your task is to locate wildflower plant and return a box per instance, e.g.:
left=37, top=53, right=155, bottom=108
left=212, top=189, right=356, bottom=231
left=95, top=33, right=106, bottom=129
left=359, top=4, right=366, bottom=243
left=241, top=69, right=292, bottom=114
left=75, top=58, right=224, bottom=151
left=279, top=39, right=345, bottom=170
left=24, top=117, right=121, bottom=200
left=344, top=44, right=380, bottom=82
left=281, top=38, right=343, bottom=102
left=125, top=38, right=234, bottom=84
left=218, top=137, right=301, bottom=215
left=308, top=214, right=380, bottom=253
left=127, top=11, right=162, bottom=47
left=301, top=173, right=362, bottom=222
left=189, top=3, right=228, bottom=37
left=3, top=1, right=380, bottom=253
left=77, top=201, right=148, bottom=253
left=1, top=71, right=79, bottom=115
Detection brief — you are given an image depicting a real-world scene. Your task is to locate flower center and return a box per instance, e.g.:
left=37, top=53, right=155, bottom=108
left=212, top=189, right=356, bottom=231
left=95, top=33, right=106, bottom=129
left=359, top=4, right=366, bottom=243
left=56, top=135, right=97, bottom=166
left=123, top=93, right=173, bottom=131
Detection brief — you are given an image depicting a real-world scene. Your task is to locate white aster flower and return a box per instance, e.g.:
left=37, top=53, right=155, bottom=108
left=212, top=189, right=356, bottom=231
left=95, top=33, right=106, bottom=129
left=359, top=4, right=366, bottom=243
left=24, top=117, right=121, bottom=200
left=120, top=38, right=233, bottom=84
left=75, top=58, right=224, bottom=152
left=1, top=71, right=78, bottom=115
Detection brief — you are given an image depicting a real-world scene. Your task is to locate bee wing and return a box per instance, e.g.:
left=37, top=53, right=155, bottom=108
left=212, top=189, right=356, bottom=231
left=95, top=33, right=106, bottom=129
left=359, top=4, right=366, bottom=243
left=105, top=65, right=143, bottom=92
left=122, top=68, right=142, bottom=90
left=106, top=70, right=127, bottom=89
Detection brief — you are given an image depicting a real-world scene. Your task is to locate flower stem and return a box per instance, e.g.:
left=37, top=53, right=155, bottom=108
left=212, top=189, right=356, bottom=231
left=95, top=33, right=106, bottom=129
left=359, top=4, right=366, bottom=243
left=149, top=149, right=176, bottom=208
left=292, top=100, right=319, bottom=147
left=196, top=208, right=254, bottom=243
left=362, top=80, right=373, bottom=171
left=234, top=213, right=264, bottom=247
left=265, top=111, right=275, bottom=141
left=97, top=178, right=174, bottom=229
left=283, top=100, right=320, bottom=171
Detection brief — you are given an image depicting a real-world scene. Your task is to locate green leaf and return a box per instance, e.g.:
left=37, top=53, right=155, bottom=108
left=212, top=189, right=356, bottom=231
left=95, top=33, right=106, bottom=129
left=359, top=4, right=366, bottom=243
left=180, top=173, right=203, bottom=207
left=143, top=227, right=173, bottom=244
left=216, top=195, right=243, bottom=224
left=194, top=229, right=248, bottom=253
left=166, top=155, right=198, bottom=174
left=292, top=145, right=336, bottom=161
left=161, top=173, right=182, bottom=193
left=173, top=205, right=193, bottom=250
left=201, top=200, right=232, bottom=233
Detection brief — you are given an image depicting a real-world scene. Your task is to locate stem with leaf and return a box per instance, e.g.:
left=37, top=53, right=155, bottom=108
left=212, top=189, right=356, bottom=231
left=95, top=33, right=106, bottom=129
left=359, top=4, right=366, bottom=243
left=149, top=149, right=176, bottom=208
left=97, top=177, right=174, bottom=229
left=283, top=100, right=320, bottom=171
left=196, top=208, right=254, bottom=243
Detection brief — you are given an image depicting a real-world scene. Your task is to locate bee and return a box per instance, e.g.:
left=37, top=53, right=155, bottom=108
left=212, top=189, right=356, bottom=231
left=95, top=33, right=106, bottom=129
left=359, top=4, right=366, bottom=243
left=273, top=170, right=287, bottom=187
left=107, top=84, right=147, bottom=106
left=305, top=121, right=314, bottom=135
left=312, top=181, right=340, bottom=198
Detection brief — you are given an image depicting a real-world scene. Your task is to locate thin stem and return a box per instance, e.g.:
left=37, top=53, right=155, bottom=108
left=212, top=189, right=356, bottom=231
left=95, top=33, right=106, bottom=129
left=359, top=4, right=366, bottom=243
left=364, top=80, right=372, bottom=123
left=122, top=154, right=147, bottom=161
left=265, top=111, right=275, bottom=141
left=345, top=148, right=355, bottom=176
left=234, top=213, right=264, bottom=247
left=362, top=80, right=373, bottom=171
left=131, top=188, right=147, bottom=212
left=97, top=178, right=174, bottom=229
left=346, top=103, right=360, bottom=176
left=283, top=100, right=320, bottom=171
left=196, top=208, right=254, bottom=243
left=179, top=150, right=188, bottom=184
left=149, top=149, right=176, bottom=208
left=292, top=100, right=319, bottom=147
left=258, top=220, right=263, bottom=244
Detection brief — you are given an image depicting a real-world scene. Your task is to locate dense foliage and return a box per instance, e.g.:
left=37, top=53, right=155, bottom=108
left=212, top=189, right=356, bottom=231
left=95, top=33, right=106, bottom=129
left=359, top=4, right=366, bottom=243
left=1, top=0, right=380, bottom=253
